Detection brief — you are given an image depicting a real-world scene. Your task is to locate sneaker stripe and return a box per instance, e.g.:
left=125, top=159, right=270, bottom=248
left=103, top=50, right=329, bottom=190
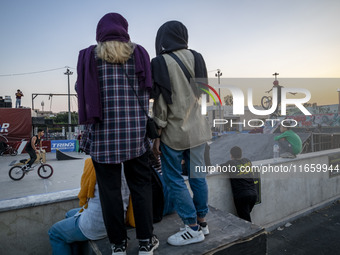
left=186, top=232, right=193, bottom=238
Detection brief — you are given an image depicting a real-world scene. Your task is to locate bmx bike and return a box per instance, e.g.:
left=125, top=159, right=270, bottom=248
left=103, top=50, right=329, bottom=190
left=8, top=152, right=53, bottom=181
left=261, top=95, right=272, bottom=110
left=261, top=90, right=297, bottom=110
left=0, top=135, right=18, bottom=156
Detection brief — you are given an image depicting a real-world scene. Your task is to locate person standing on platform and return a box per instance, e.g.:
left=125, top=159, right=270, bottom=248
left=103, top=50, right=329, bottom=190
left=152, top=20, right=212, bottom=246
left=15, top=89, right=24, bottom=108
left=76, top=13, right=158, bottom=255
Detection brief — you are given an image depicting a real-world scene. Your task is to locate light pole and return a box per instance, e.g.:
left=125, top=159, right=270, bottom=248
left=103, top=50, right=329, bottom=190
left=215, top=69, right=222, bottom=133
left=64, top=68, right=73, bottom=140
left=337, top=88, right=340, bottom=113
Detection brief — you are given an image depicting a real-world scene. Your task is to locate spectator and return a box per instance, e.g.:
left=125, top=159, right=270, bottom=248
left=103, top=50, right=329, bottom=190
left=15, top=89, right=24, bottom=108
left=48, top=158, right=130, bottom=255
left=76, top=13, right=158, bottom=255
left=221, top=146, right=258, bottom=222
left=274, top=122, right=302, bottom=158
left=152, top=21, right=212, bottom=246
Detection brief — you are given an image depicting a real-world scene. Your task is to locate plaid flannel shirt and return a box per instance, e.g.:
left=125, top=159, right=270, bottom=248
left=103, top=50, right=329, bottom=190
left=89, top=54, right=150, bottom=164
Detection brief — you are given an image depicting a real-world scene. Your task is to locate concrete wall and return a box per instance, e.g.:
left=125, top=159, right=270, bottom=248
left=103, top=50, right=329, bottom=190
left=0, top=149, right=339, bottom=254
left=0, top=190, right=79, bottom=255
left=207, top=148, right=340, bottom=229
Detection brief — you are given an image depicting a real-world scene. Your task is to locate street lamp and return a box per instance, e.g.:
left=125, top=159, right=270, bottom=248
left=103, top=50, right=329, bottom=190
left=64, top=68, right=73, bottom=140
left=215, top=70, right=222, bottom=133
left=337, top=88, right=340, bottom=113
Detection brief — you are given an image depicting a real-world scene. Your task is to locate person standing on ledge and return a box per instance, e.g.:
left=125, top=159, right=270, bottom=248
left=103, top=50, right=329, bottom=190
left=15, top=89, right=24, bottom=108
left=76, top=13, right=158, bottom=255
left=152, top=20, right=212, bottom=246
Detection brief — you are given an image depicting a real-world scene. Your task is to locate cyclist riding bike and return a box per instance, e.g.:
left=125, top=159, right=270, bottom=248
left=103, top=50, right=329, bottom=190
left=25, top=129, right=44, bottom=170
left=265, top=73, right=296, bottom=116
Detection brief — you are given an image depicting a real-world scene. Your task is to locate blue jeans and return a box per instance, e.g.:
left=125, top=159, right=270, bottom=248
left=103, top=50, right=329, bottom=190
left=160, top=142, right=209, bottom=225
left=16, top=98, right=21, bottom=108
left=48, top=208, right=88, bottom=255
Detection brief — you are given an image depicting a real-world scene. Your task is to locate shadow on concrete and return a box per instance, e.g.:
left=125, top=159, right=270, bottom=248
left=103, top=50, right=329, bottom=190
left=267, top=200, right=340, bottom=255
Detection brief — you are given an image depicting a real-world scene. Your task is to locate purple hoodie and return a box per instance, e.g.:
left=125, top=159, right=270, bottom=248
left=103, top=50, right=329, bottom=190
left=77, top=13, right=152, bottom=124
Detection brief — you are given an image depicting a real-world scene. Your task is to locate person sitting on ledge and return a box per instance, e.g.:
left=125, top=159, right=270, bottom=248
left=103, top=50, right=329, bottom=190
left=274, top=121, right=302, bottom=158
left=48, top=158, right=129, bottom=255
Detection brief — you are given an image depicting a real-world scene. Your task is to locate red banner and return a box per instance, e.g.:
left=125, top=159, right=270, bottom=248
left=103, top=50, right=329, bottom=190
left=0, top=108, right=32, bottom=143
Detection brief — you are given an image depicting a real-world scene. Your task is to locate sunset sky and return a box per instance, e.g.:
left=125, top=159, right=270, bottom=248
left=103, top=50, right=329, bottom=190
left=0, top=0, right=339, bottom=112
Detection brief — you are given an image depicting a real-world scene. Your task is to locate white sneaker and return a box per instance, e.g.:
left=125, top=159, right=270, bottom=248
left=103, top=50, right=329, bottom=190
left=167, top=225, right=205, bottom=246
left=199, top=222, right=210, bottom=236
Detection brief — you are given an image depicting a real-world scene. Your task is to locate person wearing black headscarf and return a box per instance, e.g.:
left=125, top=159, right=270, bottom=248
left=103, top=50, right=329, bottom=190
left=152, top=21, right=212, bottom=246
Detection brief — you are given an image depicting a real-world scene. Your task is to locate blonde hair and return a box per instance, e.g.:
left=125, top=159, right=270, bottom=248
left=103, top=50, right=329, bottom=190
left=96, top=41, right=134, bottom=64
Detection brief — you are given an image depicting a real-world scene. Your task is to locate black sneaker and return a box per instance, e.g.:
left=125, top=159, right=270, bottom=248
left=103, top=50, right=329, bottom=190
left=111, top=240, right=127, bottom=255
left=139, top=235, right=159, bottom=255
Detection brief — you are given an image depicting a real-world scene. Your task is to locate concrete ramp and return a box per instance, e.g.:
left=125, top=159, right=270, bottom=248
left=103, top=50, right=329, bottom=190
left=86, top=206, right=267, bottom=255
left=56, top=149, right=82, bottom=160
left=210, top=133, right=311, bottom=165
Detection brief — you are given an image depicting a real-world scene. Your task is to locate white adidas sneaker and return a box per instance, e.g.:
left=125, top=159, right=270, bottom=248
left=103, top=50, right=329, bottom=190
left=167, top=225, right=205, bottom=246
left=199, top=222, right=210, bottom=236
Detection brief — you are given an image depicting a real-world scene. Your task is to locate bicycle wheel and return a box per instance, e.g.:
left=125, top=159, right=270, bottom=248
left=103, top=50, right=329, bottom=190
left=38, top=164, right=53, bottom=179
left=261, top=96, right=272, bottom=110
left=9, top=166, right=25, bottom=181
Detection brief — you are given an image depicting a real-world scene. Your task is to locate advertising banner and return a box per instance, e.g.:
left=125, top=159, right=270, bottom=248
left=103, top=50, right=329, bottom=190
left=51, top=140, right=76, bottom=152
left=0, top=108, right=32, bottom=143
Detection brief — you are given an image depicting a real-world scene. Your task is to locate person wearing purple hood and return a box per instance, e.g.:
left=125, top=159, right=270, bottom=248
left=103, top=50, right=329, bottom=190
left=76, top=13, right=158, bottom=255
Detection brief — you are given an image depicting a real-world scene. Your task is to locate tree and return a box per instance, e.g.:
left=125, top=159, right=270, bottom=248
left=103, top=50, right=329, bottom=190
left=52, top=112, right=78, bottom=124
left=224, top=95, right=233, bottom=106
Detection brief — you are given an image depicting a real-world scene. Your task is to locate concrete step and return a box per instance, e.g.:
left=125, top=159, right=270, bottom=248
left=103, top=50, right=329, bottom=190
left=85, top=206, right=267, bottom=255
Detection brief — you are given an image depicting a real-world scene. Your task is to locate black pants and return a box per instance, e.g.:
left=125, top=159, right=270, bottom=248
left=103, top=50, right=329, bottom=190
left=93, top=152, right=154, bottom=244
left=26, top=148, right=37, bottom=167
left=234, top=194, right=257, bottom=222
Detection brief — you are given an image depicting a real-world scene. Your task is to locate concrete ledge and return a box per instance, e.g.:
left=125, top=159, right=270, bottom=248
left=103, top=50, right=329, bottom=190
left=0, top=149, right=339, bottom=254
left=88, top=207, right=267, bottom=255
left=0, top=188, right=79, bottom=212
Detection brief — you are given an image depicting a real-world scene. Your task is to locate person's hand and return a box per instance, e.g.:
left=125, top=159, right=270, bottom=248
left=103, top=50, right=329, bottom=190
left=153, top=138, right=161, bottom=157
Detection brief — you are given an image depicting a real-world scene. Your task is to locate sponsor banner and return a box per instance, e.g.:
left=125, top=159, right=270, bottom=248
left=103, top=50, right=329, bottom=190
left=51, top=140, right=76, bottom=152
left=0, top=108, right=32, bottom=143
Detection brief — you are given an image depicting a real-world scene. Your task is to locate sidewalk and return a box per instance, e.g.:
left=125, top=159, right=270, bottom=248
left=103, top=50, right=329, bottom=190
left=0, top=152, right=89, bottom=200
left=267, top=200, right=340, bottom=255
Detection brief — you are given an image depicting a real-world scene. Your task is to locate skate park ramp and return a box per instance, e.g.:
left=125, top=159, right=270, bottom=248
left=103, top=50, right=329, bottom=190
left=56, top=149, right=82, bottom=160
left=210, top=133, right=311, bottom=166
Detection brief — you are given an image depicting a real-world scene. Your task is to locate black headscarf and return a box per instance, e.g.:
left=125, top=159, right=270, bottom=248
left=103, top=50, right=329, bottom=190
left=151, top=21, right=207, bottom=104
left=155, top=21, right=188, bottom=56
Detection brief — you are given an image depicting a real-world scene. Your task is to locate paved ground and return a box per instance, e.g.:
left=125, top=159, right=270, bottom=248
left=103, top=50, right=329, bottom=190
left=267, top=200, right=340, bottom=255
left=0, top=151, right=89, bottom=200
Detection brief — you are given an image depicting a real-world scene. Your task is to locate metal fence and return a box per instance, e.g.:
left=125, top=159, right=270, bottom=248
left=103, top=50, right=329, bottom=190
left=302, top=133, right=340, bottom=153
